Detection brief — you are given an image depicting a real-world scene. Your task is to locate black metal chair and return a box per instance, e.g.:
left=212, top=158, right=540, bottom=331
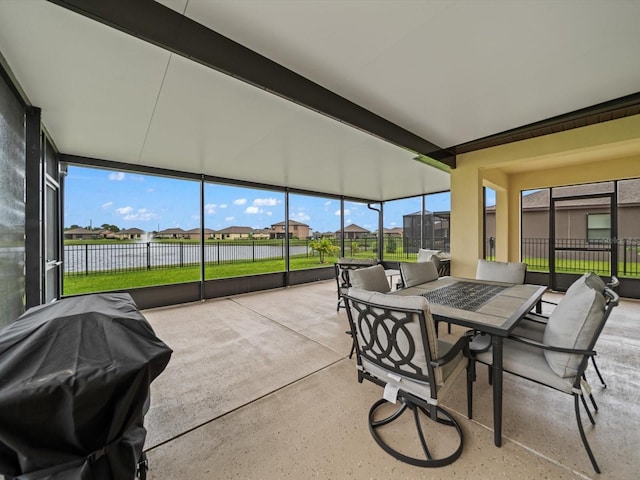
left=398, top=261, right=450, bottom=335
left=334, top=257, right=379, bottom=311
left=473, top=281, right=619, bottom=473
left=521, top=273, right=619, bottom=389
left=344, top=288, right=473, bottom=467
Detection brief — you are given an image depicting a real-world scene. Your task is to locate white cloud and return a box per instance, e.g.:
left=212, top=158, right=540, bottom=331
left=266, top=211, right=273, bottom=216
left=101, top=201, right=113, bottom=209
left=123, top=211, right=157, bottom=221
left=335, top=209, right=350, bottom=216
left=324, top=201, right=332, bottom=207
left=292, top=211, right=311, bottom=222
left=233, top=198, right=247, bottom=205
left=219, top=204, right=228, bottom=209
left=225, top=216, right=235, bottom=222
left=115, top=206, right=133, bottom=215
left=245, top=206, right=262, bottom=214
left=108, top=172, right=125, bottom=181
left=253, top=198, right=277, bottom=207
left=204, top=203, right=217, bottom=214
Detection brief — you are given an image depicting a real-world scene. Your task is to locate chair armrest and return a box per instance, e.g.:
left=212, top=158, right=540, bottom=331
left=508, top=334, right=595, bottom=356
left=431, top=335, right=470, bottom=367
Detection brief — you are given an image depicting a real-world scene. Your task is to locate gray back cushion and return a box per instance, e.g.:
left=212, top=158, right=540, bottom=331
left=417, top=249, right=442, bottom=263
left=476, top=259, right=526, bottom=284
left=400, top=261, right=439, bottom=287
left=542, top=286, right=606, bottom=378
left=349, top=265, right=390, bottom=293
left=566, top=272, right=606, bottom=295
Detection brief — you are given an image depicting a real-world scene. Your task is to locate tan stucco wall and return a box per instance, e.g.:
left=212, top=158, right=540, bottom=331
left=450, top=115, right=640, bottom=279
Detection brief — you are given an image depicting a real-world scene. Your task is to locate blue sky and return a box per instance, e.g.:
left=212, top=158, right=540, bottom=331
left=65, top=165, right=457, bottom=233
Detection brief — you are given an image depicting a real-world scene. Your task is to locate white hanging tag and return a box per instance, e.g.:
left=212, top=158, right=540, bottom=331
left=383, top=383, right=400, bottom=404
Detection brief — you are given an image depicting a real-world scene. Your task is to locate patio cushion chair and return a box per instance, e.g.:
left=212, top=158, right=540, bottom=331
left=335, top=258, right=379, bottom=311
left=343, top=287, right=473, bottom=467
left=473, top=281, right=619, bottom=473
left=399, top=261, right=449, bottom=334
left=475, top=259, right=527, bottom=284
left=342, top=265, right=390, bottom=358
left=520, top=273, right=619, bottom=390
left=469, top=259, right=528, bottom=352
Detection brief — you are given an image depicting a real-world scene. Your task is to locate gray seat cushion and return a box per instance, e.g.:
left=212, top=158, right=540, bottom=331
left=400, top=261, right=439, bottom=287
left=542, top=286, right=605, bottom=378
left=475, top=338, right=576, bottom=394
left=476, top=259, right=526, bottom=284
left=349, top=265, right=390, bottom=293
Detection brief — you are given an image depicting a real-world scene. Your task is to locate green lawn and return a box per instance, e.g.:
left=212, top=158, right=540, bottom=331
left=63, top=255, right=341, bottom=295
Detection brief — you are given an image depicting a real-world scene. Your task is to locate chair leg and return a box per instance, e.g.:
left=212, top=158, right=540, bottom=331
left=467, top=359, right=474, bottom=419
left=368, top=397, right=464, bottom=467
left=591, top=356, right=607, bottom=388
left=574, top=394, right=601, bottom=474
left=580, top=394, right=596, bottom=425
left=582, top=373, right=599, bottom=413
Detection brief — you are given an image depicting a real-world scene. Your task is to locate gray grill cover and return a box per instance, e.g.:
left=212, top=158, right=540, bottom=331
left=0, top=293, right=172, bottom=479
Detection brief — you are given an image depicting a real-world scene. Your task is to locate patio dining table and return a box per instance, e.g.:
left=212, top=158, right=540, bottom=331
left=393, top=276, right=546, bottom=447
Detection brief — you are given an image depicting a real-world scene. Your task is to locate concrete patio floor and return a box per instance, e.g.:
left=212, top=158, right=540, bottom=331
left=141, top=279, right=640, bottom=479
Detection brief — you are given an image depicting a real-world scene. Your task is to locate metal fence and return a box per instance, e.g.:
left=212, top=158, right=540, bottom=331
left=63, top=235, right=453, bottom=276
left=64, top=240, right=310, bottom=276
left=519, top=237, right=640, bottom=277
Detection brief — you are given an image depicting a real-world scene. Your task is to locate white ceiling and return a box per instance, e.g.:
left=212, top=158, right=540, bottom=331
left=1, top=1, right=639, bottom=201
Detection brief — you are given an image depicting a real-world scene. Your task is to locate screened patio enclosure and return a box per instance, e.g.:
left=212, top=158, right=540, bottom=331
left=1, top=1, right=640, bottom=326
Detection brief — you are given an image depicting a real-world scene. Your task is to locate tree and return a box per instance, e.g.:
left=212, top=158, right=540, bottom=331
left=101, top=223, right=120, bottom=232
left=309, top=238, right=339, bottom=263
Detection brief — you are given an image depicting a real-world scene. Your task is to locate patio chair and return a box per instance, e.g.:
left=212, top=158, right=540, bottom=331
left=342, top=265, right=390, bottom=358
left=399, top=261, right=450, bottom=334
left=335, top=258, right=379, bottom=311
left=469, top=259, right=528, bottom=352
left=519, top=273, right=619, bottom=390
left=343, top=288, right=473, bottom=467
left=475, top=259, right=527, bottom=284
left=348, top=264, right=391, bottom=293
left=473, top=281, right=619, bottom=473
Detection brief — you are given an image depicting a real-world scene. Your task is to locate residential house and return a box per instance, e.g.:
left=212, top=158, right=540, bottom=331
left=156, top=228, right=187, bottom=239
left=251, top=229, right=272, bottom=240
left=214, top=226, right=254, bottom=240
left=485, top=179, right=640, bottom=241
left=117, top=228, right=145, bottom=240
left=184, top=228, right=216, bottom=241
left=270, top=220, right=311, bottom=239
left=381, top=227, right=403, bottom=237
left=63, top=228, right=98, bottom=240
left=336, top=224, right=370, bottom=240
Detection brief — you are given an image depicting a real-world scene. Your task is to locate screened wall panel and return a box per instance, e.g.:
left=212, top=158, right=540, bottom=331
left=0, top=73, right=25, bottom=328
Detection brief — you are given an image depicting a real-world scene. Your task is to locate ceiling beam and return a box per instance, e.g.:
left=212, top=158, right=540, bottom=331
left=47, top=0, right=456, bottom=168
